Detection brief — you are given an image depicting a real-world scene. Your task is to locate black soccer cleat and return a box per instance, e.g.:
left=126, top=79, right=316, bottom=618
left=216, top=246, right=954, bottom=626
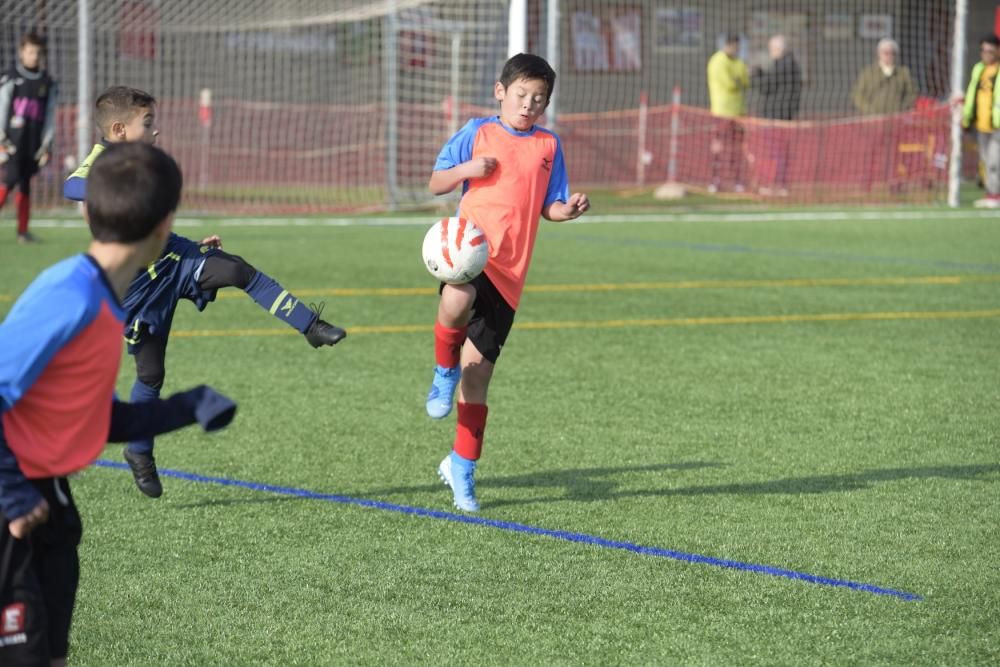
left=305, top=319, right=347, bottom=348
left=304, top=302, right=346, bottom=348
left=123, top=449, right=163, bottom=498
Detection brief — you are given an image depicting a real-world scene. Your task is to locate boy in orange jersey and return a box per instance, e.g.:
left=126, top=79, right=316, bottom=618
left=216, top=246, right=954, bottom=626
left=425, top=53, right=589, bottom=512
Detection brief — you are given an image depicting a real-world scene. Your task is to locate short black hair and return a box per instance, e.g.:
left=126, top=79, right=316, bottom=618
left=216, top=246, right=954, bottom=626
left=499, top=53, right=556, bottom=100
left=981, top=34, right=1000, bottom=48
left=95, top=86, right=157, bottom=137
left=19, top=32, right=45, bottom=50
left=725, top=32, right=741, bottom=45
left=86, top=143, right=182, bottom=243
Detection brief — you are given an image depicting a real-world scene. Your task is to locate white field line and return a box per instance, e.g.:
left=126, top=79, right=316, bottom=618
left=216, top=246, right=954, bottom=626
left=6, top=209, right=1000, bottom=229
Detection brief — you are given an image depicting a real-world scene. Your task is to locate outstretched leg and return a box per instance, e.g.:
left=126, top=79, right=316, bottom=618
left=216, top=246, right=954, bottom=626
left=198, top=252, right=345, bottom=347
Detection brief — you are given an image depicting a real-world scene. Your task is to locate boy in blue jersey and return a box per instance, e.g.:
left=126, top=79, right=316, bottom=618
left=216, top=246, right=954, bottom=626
left=1, top=142, right=237, bottom=666
left=66, top=86, right=345, bottom=498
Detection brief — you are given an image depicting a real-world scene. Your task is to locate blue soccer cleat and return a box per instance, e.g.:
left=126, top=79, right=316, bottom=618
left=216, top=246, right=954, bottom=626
left=438, top=453, right=479, bottom=512
left=426, top=364, right=461, bottom=419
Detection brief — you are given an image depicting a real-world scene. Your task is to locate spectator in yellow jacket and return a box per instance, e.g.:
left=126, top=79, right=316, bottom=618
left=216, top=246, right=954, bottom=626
left=962, top=34, right=1000, bottom=208
left=706, top=33, right=749, bottom=193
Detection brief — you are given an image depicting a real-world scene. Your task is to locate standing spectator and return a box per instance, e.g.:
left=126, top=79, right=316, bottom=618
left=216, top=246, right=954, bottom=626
left=0, top=32, right=57, bottom=243
left=851, top=38, right=916, bottom=192
left=706, top=32, right=749, bottom=193
left=753, top=35, right=802, bottom=195
left=851, top=38, right=917, bottom=115
left=962, top=34, right=1000, bottom=208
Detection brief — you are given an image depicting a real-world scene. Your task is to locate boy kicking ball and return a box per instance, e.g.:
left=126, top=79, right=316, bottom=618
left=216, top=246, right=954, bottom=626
left=65, top=86, right=346, bottom=498
left=425, top=54, right=589, bottom=511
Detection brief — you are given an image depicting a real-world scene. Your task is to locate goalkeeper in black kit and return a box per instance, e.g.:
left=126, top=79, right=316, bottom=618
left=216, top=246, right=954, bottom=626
left=0, top=32, right=57, bottom=244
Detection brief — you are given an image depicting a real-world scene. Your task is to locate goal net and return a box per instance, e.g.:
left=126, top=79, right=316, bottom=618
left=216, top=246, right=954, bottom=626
left=1, top=0, right=967, bottom=212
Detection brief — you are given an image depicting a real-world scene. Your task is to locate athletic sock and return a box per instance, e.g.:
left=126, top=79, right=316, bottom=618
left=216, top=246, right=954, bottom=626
left=14, top=192, right=29, bottom=235
left=435, top=322, right=467, bottom=368
left=453, top=402, right=488, bottom=461
left=0, top=185, right=8, bottom=209
left=244, top=270, right=316, bottom=333
left=126, top=380, right=160, bottom=456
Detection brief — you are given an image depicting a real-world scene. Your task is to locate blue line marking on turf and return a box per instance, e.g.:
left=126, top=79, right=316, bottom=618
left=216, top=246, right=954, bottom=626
left=93, top=459, right=921, bottom=602
left=561, top=233, right=1000, bottom=273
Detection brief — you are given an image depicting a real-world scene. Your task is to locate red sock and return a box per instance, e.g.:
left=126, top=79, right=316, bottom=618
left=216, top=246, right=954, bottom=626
left=434, top=321, right=467, bottom=368
left=453, top=402, right=488, bottom=461
left=0, top=185, right=8, bottom=209
left=15, top=192, right=29, bottom=234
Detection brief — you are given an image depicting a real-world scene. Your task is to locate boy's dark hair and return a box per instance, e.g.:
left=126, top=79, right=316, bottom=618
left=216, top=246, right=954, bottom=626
left=499, top=53, right=556, bottom=99
left=19, top=32, right=46, bottom=50
left=95, top=86, right=157, bottom=136
left=86, top=143, right=182, bottom=243
left=982, top=34, right=1000, bottom=48
left=725, top=32, right=741, bottom=45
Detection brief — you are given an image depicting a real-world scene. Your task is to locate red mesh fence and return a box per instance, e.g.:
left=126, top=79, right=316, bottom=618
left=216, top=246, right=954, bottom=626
left=19, top=100, right=956, bottom=212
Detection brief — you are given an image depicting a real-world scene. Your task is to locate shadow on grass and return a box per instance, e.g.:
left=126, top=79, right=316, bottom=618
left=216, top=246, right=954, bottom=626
left=170, top=496, right=298, bottom=510
left=352, top=461, right=721, bottom=504
left=359, top=462, right=1000, bottom=509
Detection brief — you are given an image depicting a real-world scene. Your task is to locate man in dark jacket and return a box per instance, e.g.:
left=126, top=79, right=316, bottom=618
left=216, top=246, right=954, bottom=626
left=753, top=35, right=802, bottom=195
left=756, top=35, right=802, bottom=121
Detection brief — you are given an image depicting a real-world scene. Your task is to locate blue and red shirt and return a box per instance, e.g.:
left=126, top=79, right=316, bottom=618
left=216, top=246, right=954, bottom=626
left=434, top=116, right=569, bottom=309
left=0, top=254, right=125, bottom=479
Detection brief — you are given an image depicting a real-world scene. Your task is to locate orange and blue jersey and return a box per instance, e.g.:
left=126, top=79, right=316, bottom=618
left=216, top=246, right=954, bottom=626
left=0, top=255, right=124, bottom=487
left=434, top=116, right=569, bottom=310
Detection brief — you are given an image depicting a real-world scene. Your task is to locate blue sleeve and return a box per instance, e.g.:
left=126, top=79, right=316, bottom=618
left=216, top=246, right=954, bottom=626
left=433, top=119, right=482, bottom=171
left=0, top=281, right=97, bottom=413
left=543, top=135, right=570, bottom=209
left=108, top=386, right=237, bottom=442
left=0, top=419, right=42, bottom=520
left=63, top=176, right=86, bottom=202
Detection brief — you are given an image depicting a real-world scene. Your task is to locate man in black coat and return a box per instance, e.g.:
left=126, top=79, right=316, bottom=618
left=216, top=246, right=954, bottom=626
left=753, top=35, right=802, bottom=195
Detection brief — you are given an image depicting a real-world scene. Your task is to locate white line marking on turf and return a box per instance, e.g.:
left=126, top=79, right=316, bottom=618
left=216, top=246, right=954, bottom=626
left=7, top=209, right=1000, bottom=229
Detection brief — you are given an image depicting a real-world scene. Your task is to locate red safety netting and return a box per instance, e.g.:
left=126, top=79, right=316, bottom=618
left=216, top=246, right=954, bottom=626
left=22, top=100, right=953, bottom=213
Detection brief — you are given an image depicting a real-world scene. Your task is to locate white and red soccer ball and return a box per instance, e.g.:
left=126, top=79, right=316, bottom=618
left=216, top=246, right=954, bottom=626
left=421, top=216, right=488, bottom=284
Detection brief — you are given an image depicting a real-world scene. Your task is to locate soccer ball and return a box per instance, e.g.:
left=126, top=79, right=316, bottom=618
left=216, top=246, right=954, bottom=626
left=421, top=216, right=489, bottom=284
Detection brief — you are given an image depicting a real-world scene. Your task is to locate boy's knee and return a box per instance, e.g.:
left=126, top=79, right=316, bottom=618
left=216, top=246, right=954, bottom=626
left=199, top=252, right=257, bottom=290
left=134, top=341, right=166, bottom=390
left=135, top=361, right=165, bottom=391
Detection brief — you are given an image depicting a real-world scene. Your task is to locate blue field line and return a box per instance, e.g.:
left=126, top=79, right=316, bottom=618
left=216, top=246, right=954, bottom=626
left=93, top=459, right=921, bottom=602
left=560, top=233, right=1000, bottom=273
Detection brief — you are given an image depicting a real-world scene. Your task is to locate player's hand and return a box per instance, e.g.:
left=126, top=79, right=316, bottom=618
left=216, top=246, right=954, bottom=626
left=199, top=235, right=223, bottom=249
left=8, top=498, right=49, bottom=539
left=36, top=151, right=50, bottom=168
left=466, top=156, right=498, bottom=179
left=563, top=192, right=590, bottom=219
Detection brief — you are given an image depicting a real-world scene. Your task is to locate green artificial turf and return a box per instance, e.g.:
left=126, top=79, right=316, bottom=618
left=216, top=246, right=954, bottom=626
left=0, top=208, right=997, bottom=665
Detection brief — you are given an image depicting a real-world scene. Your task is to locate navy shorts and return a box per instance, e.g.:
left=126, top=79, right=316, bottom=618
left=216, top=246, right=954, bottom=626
left=0, top=478, right=82, bottom=664
left=442, top=272, right=516, bottom=364
left=123, top=234, right=221, bottom=352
